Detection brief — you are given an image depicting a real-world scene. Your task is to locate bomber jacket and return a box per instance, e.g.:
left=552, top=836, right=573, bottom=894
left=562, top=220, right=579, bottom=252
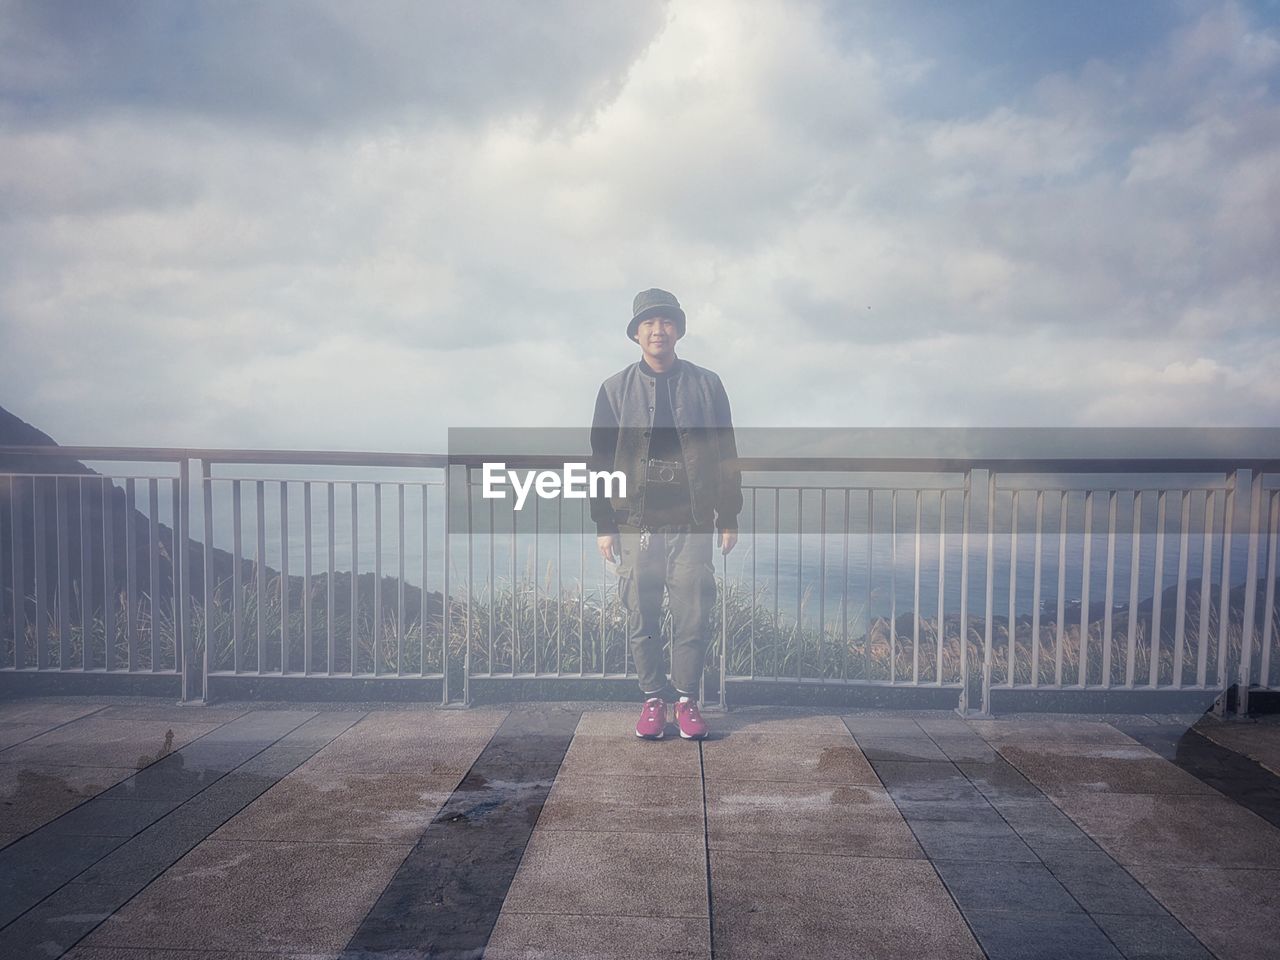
left=589, top=356, right=742, bottom=535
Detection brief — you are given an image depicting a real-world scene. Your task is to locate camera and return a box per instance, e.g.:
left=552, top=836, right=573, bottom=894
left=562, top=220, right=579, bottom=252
left=645, top=458, right=683, bottom=484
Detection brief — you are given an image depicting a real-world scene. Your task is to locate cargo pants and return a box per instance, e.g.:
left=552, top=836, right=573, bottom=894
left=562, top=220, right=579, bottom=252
left=615, top=522, right=716, bottom=699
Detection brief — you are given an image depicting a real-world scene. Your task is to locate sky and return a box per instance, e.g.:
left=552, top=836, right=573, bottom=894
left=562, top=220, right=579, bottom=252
left=2, top=0, right=1279, bottom=454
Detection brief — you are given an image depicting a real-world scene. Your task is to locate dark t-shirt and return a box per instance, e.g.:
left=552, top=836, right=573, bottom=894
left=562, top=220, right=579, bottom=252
left=639, top=358, right=694, bottom=527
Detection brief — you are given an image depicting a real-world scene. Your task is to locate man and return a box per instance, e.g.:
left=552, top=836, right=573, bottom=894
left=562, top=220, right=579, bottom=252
left=590, top=288, right=741, bottom=741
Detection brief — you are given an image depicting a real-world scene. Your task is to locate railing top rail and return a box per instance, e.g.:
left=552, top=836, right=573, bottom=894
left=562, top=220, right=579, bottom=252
left=0, top=446, right=449, bottom=468
left=1, top=445, right=1278, bottom=473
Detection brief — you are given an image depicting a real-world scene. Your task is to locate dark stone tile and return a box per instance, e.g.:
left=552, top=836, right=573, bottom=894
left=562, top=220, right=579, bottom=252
left=1092, top=913, right=1212, bottom=960
left=964, top=909, right=1123, bottom=960
left=873, top=760, right=985, bottom=802
left=44, top=797, right=181, bottom=838
left=911, top=819, right=1040, bottom=863
left=959, top=758, right=1046, bottom=801
left=342, top=707, right=578, bottom=959
left=934, top=860, right=1083, bottom=916
left=1049, top=859, right=1166, bottom=917
left=0, top=831, right=121, bottom=926
left=893, top=797, right=1000, bottom=824
left=0, top=879, right=124, bottom=958
left=856, top=737, right=950, bottom=761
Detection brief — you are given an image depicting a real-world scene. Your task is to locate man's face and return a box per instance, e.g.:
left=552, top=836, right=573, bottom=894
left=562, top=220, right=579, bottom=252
left=635, top=314, right=680, bottom=360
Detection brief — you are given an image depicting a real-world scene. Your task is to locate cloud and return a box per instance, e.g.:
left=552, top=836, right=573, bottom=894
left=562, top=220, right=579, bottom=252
left=0, top=0, right=1278, bottom=452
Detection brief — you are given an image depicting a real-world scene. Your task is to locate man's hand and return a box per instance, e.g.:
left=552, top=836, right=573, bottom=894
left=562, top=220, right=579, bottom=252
left=719, top=528, right=738, bottom=555
left=598, top=534, right=619, bottom=564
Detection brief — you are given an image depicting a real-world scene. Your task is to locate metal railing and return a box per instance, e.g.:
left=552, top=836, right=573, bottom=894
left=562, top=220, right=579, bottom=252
left=1, top=446, right=1276, bottom=715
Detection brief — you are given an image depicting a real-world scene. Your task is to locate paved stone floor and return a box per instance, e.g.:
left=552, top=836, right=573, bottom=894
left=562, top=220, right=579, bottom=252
left=1, top=695, right=1278, bottom=959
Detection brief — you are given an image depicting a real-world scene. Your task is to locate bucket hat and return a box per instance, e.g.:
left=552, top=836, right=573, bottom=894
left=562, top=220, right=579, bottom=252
left=628, top=288, right=686, bottom=342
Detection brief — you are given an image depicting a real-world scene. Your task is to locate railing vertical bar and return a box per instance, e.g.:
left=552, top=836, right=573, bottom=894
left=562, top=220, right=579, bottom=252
left=1102, top=491, right=1116, bottom=688
left=303, top=482, right=312, bottom=676
left=33, top=478, right=47, bottom=669
left=1007, top=489, right=1017, bottom=687
left=578, top=497, right=585, bottom=678
left=747, top=488, right=752, bottom=675
left=1055, top=491, right=1066, bottom=688
left=124, top=477, right=137, bottom=672
left=1197, top=491, right=1214, bottom=689
left=175, top=466, right=189, bottom=690
left=1126, top=491, right=1141, bottom=688
left=57, top=477, right=71, bottom=670
left=913, top=488, right=921, bottom=685
left=350, top=481, right=359, bottom=676
left=842, top=488, right=850, bottom=684
left=0, top=478, right=8, bottom=667
left=201, top=463, right=212, bottom=687
left=466, top=475, right=474, bottom=687
left=255, top=479, right=266, bottom=675
left=1150, top=490, right=1166, bottom=688
left=489, top=495, right=496, bottom=677
left=327, top=483, right=335, bottom=677
left=422, top=484, right=429, bottom=679
left=556, top=496, right=563, bottom=679
left=280, top=481, right=289, bottom=675
left=865, top=488, right=873, bottom=683
left=982, top=472, right=994, bottom=711
left=398, top=483, right=405, bottom=677
left=148, top=478, right=161, bottom=672
left=101, top=477, right=113, bottom=670
left=374, top=483, right=382, bottom=677
left=958, top=472, right=970, bottom=712
left=511, top=489, right=518, bottom=677
left=890, top=488, right=897, bottom=685
left=797, top=489, right=803, bottom=683
left=1078, top=489, right=1093, bottom=688
left=937, top=490, right=946, bottom=686
left=1260, top=490, right=1278, bottom=690
left=533, top=492, right=539, bottom=676
left=1031, top=491, right=1043, bottom=686
left=79, top=477, right=90, bottom=669
left=774, top=488, right=780, bottom=680
left=1173, top=491, right=1191, bottom=688
left=819, top=488, right=827, bottom=674
left=231, top=480, right=242, bottom=674
left=172, top=475, right=183, bottom=677
left=442, top=466, right=452, bottom=704
left=13, top=479, right=29, bottom=667
left=1217, top=472, right=1236, bottom=702
left=1238, top=470, right=1263, bottom=713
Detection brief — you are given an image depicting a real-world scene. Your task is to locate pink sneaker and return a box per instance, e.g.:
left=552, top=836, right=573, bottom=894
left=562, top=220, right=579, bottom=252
left=635, top=697, right=668, bottom=740
left=674, top=698, right=708, bottom=740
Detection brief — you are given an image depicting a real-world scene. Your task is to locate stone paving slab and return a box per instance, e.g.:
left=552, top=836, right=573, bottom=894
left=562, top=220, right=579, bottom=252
left=79, top=838, right=413, bottom=954
left=209, top=762, right=457, bottom=845
left=0, top=699, right=110, bottom=724
left=997, top=741, right=1221, bottom=796
left=485, top=913, right=710, bottom=960
left=1196, top=717, right=1280, bottom=778
left=1123, top=863, right=1280, bottom=960
left=702, top=732, right=879, bottom=783
left=710, top=849, right=984, bottom=960
left=537, top=771, right=704, bottom=835
left=0, top=716, right=226, bottom=768
left=66, top=949, right=340, bottom=959
left=0, top=762, right=138, bottom=834
left=1051, top=792, right=1280, bottom=868
left=705, top=779, right=922, bottom=859
left=557, top=725, right=703, bottom=778
left=0, top=721, right=52, bottom=749
left=501, top=828, right=707, bottom=918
